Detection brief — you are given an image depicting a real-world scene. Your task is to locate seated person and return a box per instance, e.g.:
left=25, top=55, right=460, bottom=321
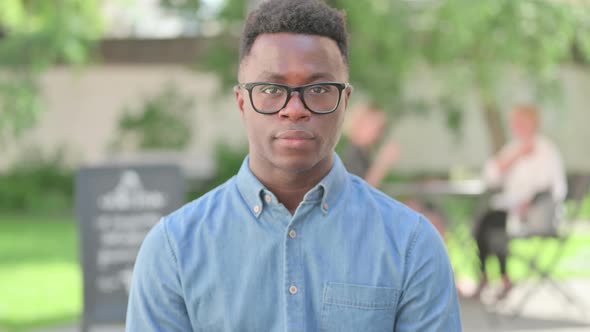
left=472, top=105, right=567, bottom=300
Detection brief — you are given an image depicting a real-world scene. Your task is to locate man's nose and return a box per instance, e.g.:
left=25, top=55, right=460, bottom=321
left=279, top=92, right=311, bottom=121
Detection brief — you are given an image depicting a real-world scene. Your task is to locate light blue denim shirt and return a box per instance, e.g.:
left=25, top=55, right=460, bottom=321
left=126, top=154, right=462, bottom=331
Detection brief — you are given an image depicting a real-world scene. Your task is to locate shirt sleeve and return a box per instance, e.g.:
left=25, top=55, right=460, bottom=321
left=482, top=158, right=502, bottom=187
left=394, top=216, right=462, bottom=331
left=482, top=141, right=519, bottom=188
left=126, top=219, right=192, bottom=332
left=546, top=142, right=567, bottom=202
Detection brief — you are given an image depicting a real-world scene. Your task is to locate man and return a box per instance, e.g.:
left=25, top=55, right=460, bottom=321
left=472, top=105, right=567, bottom=300
left=126, top=0, right=461, bottom=331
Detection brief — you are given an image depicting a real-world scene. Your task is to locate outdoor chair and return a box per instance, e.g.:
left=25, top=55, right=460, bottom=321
left=497, top=174, right=590, bottom=316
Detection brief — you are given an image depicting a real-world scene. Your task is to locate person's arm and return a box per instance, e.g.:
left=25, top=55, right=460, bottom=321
left=496, top=140, right=535, bottom=174
left=394, top=216, right=462, bottom=331
left=126, top=219, right=192, bottom=332
left=365, top=141, right=400, bottom=188
left=483, top=141, right=532, bottom=187
left=495, top=149, right=524, bottom=175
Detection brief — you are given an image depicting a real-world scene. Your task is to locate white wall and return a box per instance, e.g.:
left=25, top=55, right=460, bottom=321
left=1, top=65, right=589, bottom=177
left=1, top=65, right=246, bottom=178
left=388, top=66, right=590, bottom=174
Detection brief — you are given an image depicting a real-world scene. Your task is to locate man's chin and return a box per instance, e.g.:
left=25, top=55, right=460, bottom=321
left=273, top=154, right=332, bottom=175
left=274, top=159, right=316, bottom=174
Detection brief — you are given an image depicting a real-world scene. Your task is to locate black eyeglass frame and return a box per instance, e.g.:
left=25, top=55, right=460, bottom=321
left=237, top=81, right=351, bottom=115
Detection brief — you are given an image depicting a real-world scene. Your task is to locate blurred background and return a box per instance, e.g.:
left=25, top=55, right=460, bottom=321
left=1, top=0, right=590, bottom=331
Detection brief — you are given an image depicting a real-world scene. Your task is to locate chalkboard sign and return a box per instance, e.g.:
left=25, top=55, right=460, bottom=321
left=76, top=164, right=185, bottom=332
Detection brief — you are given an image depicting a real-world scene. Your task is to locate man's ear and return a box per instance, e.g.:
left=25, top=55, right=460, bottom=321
left=342, top=85, right=353, bottom=112
left=234, top=85, right=246, bottom=119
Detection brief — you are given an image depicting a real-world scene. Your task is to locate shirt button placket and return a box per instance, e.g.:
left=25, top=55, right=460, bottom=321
left=285, top=217, right=304, bottom=331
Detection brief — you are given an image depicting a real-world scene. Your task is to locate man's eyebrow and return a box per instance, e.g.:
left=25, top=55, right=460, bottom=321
left=255, top=72, right=286, bottom=82
left=255, top=72, right=338, bottom=82
left=307, top=72, right=337, bottom=82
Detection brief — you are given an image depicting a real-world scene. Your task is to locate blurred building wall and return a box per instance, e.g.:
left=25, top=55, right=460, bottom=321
left=1, top=65, right=244, bottom=178
left=392, top=65, right=590, bottom=175
left=1, top=61, right=589, bottom=177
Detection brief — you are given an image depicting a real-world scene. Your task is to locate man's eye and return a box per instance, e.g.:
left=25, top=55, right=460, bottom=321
left=308, top=85, right=330, bottom=94
left=260, top=86, right=283, bottom=95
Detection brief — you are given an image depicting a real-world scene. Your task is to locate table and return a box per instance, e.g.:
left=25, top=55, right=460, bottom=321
left=381, top=179, right=487, bottom=197
left=381, top=179, right=490, bottom=279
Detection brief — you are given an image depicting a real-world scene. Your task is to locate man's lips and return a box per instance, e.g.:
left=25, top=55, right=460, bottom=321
left=274, top=130, right=315, bottom=140
left=274, top=130, right=315, bottom=149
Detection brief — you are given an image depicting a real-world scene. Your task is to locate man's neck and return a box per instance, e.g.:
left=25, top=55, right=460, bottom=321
left=266, top=182, right=313, bottom=215
left=250, top=159, right=333, bottom=215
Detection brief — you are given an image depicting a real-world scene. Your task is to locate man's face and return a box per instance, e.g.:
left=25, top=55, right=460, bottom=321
left=236, top=33, right=351, bottom=175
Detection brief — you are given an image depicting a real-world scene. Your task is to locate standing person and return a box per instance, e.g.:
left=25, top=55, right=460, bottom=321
left=126, top=1, right=461, bottom=331
left=341, top=104, right=447, bottom=237
left=472, top=105, right=567, bottom=300
left=341, top=103, right=400, bottom=181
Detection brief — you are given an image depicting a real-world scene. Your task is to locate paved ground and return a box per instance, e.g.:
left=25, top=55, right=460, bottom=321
left=27, top=279, right=590, bottom=332
left=461, top=279, right=590, bottom=332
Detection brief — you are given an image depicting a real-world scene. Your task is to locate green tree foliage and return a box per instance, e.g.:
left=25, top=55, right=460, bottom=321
left=159, top=0, right=201, bottom=13
left=111, top=84, right=195, bottom=151
left=196, top=0, right=246, bottom=86
left=0, top=0, right=103, bottom=138
left=203, top=0, right=590, bottom=151
left=0, top=147, right=74, bottom=214
left=332, top=0, right=590, bottom=150
left=419, top=0, right=590, bottom=150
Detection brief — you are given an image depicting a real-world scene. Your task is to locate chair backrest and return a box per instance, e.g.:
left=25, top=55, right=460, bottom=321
left=523, top=191, right=560, bottom=236
left=517, top=174, right=590, bottom=237
left=565, top=174, right=590, bottom=219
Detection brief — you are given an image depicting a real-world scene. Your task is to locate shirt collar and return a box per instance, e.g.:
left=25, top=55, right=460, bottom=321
left=315, top=153, right=348, bottom=215
left=236, top=156, right=266, bottom=218
left=236, top=153, right=348, bottom=218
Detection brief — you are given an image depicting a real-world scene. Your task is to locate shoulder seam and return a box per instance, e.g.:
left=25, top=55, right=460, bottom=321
left=161, top=217, right=180, bottom=273
left=405, top=215, right=423, bottom=272
left=397, top=213, right=423, bottom=305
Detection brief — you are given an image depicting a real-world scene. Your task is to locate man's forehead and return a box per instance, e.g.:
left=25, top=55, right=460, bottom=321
left=239, top=33, right=348, bottom=81
left=254, top=70, right=337, bottom=82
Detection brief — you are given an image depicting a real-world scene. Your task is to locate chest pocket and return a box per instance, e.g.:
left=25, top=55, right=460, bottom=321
left=320, top=282, right=399, bottom=332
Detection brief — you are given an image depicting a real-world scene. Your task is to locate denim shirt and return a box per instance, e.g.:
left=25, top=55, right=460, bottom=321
left=126, top=154, right=462, bottom=332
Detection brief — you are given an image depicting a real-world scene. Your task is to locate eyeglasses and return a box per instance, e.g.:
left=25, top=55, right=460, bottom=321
left=237, top=82, right=351, bottom=115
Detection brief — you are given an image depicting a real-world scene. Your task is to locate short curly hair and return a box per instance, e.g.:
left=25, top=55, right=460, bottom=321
left=240, top=0, right=349, bottom=65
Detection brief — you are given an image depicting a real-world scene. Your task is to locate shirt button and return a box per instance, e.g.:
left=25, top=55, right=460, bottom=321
left=323, top=203, right=329, bottom=210
left=265, top=195, right=272, bottom=203
left=288, top=229, right=297, bottom=239
left=253, top=205, right=260, bottom=213
left=289, top=285, right=298, bottom=295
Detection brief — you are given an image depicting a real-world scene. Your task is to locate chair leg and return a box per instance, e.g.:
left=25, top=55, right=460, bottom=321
left=507, top=239, right=546, bottom=315
left=509, top=268, right=541, bottom=316
left=535, top=238, right=587, bottom=314
left=508, top=237, right=587, bottom=316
